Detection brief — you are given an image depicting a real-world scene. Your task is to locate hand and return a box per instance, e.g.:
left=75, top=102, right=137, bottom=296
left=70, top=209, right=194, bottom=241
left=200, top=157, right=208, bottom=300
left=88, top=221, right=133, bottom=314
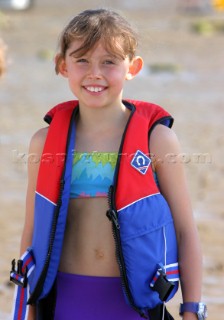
left=27, top=305, right=36, bottom=320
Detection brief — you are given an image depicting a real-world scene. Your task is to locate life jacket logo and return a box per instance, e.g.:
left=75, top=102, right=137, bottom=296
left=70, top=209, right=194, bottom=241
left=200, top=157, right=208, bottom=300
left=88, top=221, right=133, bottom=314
left=131, top=150, right=151, bottom=175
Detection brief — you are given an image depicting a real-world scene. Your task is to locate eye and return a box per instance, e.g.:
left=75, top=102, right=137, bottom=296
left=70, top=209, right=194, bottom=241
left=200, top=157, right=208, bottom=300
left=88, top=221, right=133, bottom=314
left=76, top=58, right=88, bottom=63
left=104, top=60, right=115, bottom=65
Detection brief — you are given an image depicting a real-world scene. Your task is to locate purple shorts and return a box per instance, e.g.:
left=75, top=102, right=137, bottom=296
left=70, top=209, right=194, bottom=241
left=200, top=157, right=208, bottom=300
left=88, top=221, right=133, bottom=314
left=54, top=271, right=141, bottom=320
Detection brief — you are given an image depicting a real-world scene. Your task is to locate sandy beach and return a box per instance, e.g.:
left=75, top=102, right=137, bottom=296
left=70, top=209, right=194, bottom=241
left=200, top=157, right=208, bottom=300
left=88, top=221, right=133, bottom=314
left=0, top=1, right=224, bottom=319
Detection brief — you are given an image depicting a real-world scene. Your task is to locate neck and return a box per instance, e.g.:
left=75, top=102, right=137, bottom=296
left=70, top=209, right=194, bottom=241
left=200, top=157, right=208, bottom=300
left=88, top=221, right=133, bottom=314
left=77, top=101, right=130, bottom=134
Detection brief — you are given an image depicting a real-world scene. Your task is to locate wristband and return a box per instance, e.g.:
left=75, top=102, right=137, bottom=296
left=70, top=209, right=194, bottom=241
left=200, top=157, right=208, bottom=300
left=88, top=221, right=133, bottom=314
left=179, top=302, right=207, bottom=319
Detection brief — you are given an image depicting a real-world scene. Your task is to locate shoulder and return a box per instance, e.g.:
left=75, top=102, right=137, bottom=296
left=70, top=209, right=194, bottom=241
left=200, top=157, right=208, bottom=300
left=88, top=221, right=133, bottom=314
left=149, top=124, right=181, bottom=169
left=150, top=124, right=181, bottom=152
left=29, top=127, right=49, bottom=155
left=26, top=128, right=49, bottom=186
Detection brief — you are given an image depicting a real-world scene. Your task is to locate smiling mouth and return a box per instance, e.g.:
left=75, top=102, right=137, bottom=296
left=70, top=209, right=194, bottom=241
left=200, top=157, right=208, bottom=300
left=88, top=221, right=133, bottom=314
left=84, top=86, right=107, bottom=93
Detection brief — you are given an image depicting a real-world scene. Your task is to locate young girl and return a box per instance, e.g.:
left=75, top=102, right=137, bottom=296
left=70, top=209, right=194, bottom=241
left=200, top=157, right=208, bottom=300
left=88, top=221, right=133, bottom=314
left=12, top=8, right=205, bottom=320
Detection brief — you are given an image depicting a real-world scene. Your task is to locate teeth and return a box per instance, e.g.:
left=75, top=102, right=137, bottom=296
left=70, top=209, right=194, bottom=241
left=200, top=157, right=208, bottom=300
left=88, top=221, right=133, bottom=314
left=86, top=87, right=104, bottom=93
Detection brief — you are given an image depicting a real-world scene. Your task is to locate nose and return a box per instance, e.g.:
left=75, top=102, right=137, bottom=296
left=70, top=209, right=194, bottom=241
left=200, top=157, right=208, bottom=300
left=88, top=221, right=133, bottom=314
left=87, top=63, right=102, bottom=79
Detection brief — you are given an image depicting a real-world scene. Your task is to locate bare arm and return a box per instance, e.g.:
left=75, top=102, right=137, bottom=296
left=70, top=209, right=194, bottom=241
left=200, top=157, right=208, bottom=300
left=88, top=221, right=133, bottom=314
left=150, top=125, right=202, bottom=320
left=20, top=127, right=48, bottom=320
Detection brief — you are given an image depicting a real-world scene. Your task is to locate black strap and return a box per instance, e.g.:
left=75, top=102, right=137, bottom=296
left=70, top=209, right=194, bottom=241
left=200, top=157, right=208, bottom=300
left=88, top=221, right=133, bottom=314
left=147, top=304, right=174, bottom=320
left=151, top=270, right=175, bottom=302
left=36, top=281, right=57, bottom=320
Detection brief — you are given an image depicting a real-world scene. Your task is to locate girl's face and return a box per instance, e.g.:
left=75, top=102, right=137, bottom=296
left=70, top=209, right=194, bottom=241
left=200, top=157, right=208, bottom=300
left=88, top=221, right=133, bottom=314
left=58, top=40, right=140, bottom=110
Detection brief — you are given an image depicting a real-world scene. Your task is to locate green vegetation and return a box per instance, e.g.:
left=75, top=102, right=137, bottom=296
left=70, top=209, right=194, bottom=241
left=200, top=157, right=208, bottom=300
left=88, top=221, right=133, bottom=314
left=149, top=63, right=181, bottom=74
left=191, top=19, right=224, bottom=35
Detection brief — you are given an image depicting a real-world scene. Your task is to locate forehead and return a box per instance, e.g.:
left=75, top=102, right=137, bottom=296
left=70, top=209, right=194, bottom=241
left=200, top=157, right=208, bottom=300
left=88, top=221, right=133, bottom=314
left=67, top=40, right=107, bottom=55
left=66, top=37, right=126, bottom=60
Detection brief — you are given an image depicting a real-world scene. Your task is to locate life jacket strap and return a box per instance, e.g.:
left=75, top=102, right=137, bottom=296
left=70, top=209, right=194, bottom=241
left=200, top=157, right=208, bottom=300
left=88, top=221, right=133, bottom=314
left=10, top=249, right=35, bottom=320
left=150, top=263, right=179, bottom=302
left=147, top=304, right=174, bottom=320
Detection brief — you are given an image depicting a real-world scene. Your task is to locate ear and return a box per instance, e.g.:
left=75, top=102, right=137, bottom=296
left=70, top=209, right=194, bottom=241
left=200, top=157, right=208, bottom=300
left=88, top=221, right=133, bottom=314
left=126, top=56, right=143, bottom=80
left=55, top=54, right=68, bottom=77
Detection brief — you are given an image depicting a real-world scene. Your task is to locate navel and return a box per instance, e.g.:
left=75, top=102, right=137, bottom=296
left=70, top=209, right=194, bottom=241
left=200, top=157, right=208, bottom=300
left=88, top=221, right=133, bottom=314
left=94, top=249, right=105, bottom=259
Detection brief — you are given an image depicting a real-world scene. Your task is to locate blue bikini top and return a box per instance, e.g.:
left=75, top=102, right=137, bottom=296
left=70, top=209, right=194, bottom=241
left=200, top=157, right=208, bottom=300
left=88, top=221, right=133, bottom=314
left=70, top=151, right=160, bottom=199
left=70, top=152, right=118, bottom=198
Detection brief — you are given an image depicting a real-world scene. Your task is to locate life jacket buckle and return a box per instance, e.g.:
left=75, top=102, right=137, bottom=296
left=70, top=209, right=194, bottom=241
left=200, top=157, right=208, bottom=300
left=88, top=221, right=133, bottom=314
left=150, top=265, right=175, bottom=302
left=10, top=259, right=28, bottom=288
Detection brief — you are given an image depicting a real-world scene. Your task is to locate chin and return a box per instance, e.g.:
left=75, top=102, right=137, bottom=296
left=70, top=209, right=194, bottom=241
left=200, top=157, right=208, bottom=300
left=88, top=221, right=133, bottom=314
left=80, top=99, right=110, bottom=110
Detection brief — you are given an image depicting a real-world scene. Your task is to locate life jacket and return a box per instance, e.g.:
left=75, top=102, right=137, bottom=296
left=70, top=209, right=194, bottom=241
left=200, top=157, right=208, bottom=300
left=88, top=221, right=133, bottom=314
left=11, top=100, right=179, bottom=320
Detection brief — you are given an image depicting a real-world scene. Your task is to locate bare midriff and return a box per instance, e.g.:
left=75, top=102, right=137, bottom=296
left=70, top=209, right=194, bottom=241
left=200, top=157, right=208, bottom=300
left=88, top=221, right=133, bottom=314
left=59, top=197, right=120, bottom=277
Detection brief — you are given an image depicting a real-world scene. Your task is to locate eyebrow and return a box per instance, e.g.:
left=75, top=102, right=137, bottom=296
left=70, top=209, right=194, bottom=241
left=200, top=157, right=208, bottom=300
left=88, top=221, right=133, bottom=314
left=68, top=51, right=120, bottom=60
left=69, top=50, right=82, bottom=57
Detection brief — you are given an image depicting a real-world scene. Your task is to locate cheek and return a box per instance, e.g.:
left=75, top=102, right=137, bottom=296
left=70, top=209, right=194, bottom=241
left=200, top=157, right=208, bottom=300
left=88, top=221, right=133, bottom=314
left=66, top=66, right=83, bottom=81
left=107, top=68, right=128, bottom=83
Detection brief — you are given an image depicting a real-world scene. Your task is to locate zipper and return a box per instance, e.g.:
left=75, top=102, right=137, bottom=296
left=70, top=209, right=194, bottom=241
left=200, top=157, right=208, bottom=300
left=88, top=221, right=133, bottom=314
left=107, top=187, right=146, bottom=318
left=106, top=102, right=148, bottom=318
left=28, top=108, right=77, bottom=304
left=28, top=180, right=64, bottom=304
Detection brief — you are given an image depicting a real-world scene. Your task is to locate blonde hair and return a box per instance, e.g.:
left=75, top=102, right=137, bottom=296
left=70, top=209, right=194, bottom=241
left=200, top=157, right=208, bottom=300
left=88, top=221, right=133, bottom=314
left=55, top=9, right=138, bottom=74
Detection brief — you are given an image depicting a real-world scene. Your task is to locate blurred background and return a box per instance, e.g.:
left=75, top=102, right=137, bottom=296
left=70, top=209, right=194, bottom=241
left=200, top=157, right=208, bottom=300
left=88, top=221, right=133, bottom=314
left=0, top=0, right=224, bottom=319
